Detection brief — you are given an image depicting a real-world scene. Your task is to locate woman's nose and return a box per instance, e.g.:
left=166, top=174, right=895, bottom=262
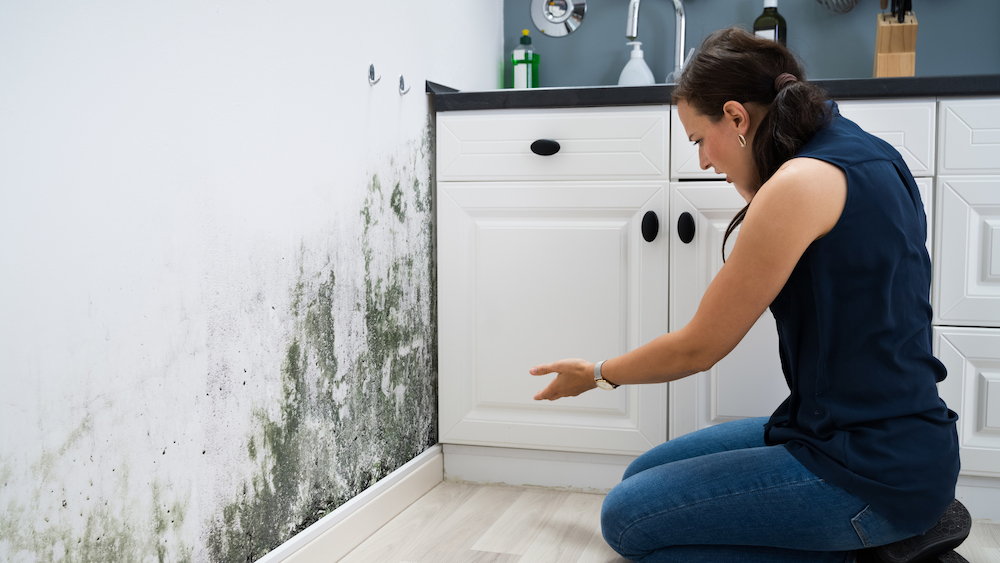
left=699, top=151, right=711, bottom=171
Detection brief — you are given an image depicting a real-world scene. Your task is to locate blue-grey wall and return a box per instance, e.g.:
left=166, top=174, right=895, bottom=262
left=505, top=0, right=1000, bottom=87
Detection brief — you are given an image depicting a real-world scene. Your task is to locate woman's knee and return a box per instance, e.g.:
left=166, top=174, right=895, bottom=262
left=600, top=484, right=630, bottom=552
left=601, top=480, right=659, bottom=559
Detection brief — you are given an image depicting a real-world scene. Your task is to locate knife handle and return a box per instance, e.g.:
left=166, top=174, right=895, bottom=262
left=880, top=0, right=888, bottom=10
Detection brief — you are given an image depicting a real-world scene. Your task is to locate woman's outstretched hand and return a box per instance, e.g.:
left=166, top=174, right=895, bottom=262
left=530, top=358, right=597, bottom=401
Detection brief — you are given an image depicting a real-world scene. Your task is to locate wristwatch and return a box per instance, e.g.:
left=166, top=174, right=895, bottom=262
left=594, top=360, right=619, bottom=390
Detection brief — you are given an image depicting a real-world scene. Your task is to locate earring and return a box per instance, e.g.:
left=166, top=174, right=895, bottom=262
left=738, top=134, right=747, bottom=148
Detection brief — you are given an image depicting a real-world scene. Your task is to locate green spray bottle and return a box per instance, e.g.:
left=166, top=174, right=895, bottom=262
left=511, top=29, right=539, bottom=89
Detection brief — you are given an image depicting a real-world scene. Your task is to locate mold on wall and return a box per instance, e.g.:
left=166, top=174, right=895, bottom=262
left=0, top=134, right=435, bottom=563
left=205, top=135, right=437, bottom=562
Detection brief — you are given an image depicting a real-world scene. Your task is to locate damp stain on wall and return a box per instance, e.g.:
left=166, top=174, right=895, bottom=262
left=206, top=134, right=437, bottom=562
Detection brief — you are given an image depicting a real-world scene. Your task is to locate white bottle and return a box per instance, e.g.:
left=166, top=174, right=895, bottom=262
left=618, top=41, right=655, bottom=86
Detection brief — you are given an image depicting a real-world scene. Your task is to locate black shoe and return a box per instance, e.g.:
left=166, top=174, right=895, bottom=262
left=855, top=549, right=968, bottom=563
left=874, top=499, right=972, bottom=563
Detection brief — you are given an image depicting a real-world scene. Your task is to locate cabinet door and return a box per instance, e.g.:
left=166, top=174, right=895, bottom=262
left=935, top=328, right=1000, bottom=478
left=938, top=98, right=1000, bottom=175
left=668, top=182, right=787, bottom=439
left=933, top=176, right=1000, bottom=327
left=837, top=99, right=936, bottom=177
left=438, top=181, right=668, bottom=455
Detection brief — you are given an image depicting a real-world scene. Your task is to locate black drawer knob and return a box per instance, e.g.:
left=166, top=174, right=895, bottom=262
left=677, top=212, right=695, bottom=244
left=530, top=139, right=561, bottom=156
left=641, top=211, right=659, bottom=242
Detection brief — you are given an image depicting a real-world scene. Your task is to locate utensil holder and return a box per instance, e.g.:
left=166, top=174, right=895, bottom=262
left=874, top=11, right=917, bottom=77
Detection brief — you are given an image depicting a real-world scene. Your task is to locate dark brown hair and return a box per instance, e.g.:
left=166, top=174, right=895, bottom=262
left=671, top=27, right=831, bottom=259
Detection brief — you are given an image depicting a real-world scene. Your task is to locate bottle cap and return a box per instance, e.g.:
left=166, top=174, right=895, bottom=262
left=764, top=0, right=778, bottom=7
left=627, top=41, right=644, bottom=59
left=520, top=29, right=532, bottom=45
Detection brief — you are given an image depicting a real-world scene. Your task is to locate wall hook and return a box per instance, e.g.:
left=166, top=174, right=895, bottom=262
left=399, top=75, right=410, bottom=95
left=368, top=64, right=380, bottom=86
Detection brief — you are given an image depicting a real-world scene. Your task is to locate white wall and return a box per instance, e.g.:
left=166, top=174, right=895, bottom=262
left=0, top=1, right=502, bottom=561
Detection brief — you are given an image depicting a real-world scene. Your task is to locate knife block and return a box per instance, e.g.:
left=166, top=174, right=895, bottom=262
left=874, top=11, right=917, bottom=77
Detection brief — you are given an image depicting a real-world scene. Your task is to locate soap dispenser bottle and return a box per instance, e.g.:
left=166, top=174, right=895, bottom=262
left=511, top=29, right=539, bottom=89
left=618, top=41, right=656, bottom=86
left=754, top=0, right=787, bottom=46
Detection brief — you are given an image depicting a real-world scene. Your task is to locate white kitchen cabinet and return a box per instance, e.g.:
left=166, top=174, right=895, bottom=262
left=933, top=97, right=1000, bottom=485
left=935, top=328, right=1000, bottom=478
left=437, top=106, right=670, bottom=456
left=938, top=98, right=1000, bottom=175
left=933, top=175, right=1000, bottom=327
left=667, top=182, right=787, bottom=438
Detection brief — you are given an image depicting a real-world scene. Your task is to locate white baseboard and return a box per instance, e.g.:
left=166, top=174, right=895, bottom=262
left=257, top=444, right=444, bottom=563
left=442, top=444, right=636, bottom=493
left=956, top=474, right=1000, bottom=522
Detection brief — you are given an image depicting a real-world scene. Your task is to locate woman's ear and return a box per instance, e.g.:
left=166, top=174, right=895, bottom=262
left=722, top=100, right=750, bottom=134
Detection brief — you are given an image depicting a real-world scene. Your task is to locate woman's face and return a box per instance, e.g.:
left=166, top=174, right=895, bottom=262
left=676, top=99, right=758, bottom=202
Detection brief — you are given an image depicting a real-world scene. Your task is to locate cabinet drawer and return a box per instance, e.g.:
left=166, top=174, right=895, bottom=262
left=669, top=99, right=936, bottom=179
left=436, top=106, right=668, bottom=182
left=939, top=98, right=1000, bottom=175
left=935, top=327, right=1000, bottom=478
left=933, top=176, right=1000, bottom=327
left=837, top=99, right=936, bottom=177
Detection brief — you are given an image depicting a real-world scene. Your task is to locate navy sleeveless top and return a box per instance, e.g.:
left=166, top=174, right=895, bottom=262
left=762, top=102, right=960, bottom=535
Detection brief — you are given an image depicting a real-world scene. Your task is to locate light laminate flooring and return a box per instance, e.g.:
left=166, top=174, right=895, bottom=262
left=339, top=482, right=1000, bottom=563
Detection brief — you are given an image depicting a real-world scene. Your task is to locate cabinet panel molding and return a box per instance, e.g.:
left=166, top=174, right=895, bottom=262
left=933, top=176, right=1000, bottom=327
left=934, top=328, right=1000, bottom=478
left=938, top=98, right=1000, bottom=175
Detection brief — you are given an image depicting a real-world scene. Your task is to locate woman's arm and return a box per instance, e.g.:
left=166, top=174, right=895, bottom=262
left=531, top=157, right=847, bottom=400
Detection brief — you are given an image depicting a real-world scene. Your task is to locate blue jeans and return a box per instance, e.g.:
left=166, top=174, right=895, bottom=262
left=601, top=417, right=914, bottom=562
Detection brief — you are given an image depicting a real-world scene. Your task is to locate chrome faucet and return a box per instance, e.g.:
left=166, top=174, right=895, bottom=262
left=626, top=0, right=686, bottom=81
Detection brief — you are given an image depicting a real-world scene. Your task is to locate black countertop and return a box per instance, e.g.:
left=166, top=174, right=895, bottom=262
left=427, top=74, right=1000, bottom=112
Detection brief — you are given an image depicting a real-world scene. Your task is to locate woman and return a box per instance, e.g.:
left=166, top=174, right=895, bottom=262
left=529, top=28, right=967, bottom=563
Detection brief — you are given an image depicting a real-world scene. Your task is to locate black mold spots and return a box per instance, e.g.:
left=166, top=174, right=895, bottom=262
left=0, top=454, right=191, bottom=563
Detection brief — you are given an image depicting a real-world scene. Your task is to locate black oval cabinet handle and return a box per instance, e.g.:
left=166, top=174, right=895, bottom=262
left=641, top=211, right=659, bottom=242
left=530, top=139, right=561, bottom=156
left=677, top=212, right=696, bottom=244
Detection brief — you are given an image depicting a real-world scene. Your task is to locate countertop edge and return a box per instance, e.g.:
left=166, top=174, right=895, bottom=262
left=428, top=75, right=1000, bottom=112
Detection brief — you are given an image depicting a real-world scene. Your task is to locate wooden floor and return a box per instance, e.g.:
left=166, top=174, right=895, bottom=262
left=340, top=482, right=1000, bottom=563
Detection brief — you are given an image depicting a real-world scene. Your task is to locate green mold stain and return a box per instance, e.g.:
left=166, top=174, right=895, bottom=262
left=207, top=132, right=436, bottom=561
left=0, top=450, right=192, bottom=563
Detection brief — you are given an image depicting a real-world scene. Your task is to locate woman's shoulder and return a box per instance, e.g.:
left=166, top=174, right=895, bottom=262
left=751, top=157, right=847, bottom=241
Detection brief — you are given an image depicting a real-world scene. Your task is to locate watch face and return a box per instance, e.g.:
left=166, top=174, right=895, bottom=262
left=596, top=379, right=616, bottom=390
